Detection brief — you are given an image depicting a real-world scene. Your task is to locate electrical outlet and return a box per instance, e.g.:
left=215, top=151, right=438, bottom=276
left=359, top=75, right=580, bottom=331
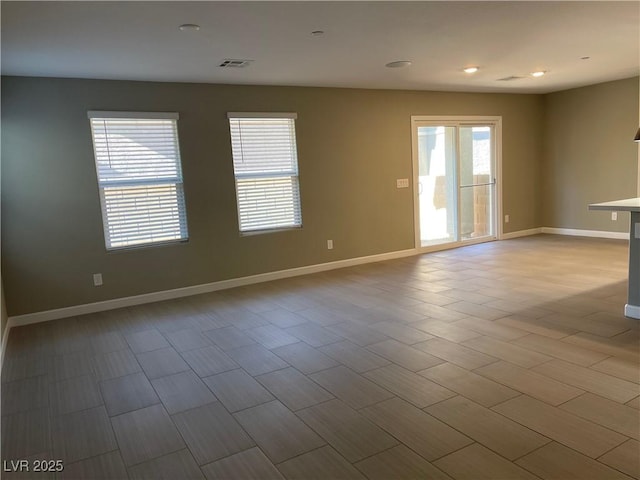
left=327, top=239, right=334, bottom=250
left=93, top=273, right=103, bottom=286
left=611, top=211, right=618, bottom=221
left=396, top=178, right=409, bottom=189
left=504, top=214, right=510, bottom=223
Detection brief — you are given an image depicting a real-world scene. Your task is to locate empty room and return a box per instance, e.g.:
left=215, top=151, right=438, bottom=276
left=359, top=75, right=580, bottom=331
left=1, top=1, right=639, bottom=479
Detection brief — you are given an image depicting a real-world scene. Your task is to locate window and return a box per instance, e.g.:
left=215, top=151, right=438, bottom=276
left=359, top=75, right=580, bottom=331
left=228, top=113, right=302, bottom=233
left=88, top=111, right=188, bottom=250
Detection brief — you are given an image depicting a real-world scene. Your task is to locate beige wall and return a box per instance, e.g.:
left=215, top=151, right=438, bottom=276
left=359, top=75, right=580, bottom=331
left=1, top=76, right=544, bottom=316
left=542, top=77, right=639, bottom=230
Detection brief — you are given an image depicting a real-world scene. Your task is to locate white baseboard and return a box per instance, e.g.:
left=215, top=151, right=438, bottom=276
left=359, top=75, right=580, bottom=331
left=5, top=226, right=630, bottom=333
left=625, top=304, right=640, bottom=320
left=8, top=248, right=418, bottom=328
left=541, top=227, right=629, bottom=240
left=500, top=228, right=543, bottom=240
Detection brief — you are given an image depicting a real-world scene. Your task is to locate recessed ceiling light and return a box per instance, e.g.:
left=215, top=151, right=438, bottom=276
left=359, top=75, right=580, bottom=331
left=386, top=61, right=412, bottom=68
left=179, top=24, right=200, bottom=32
left=463, top=66, right=479, bottom=74
left=531, top=70, right=546, bottom=77
left=311, top=30, right=324, bottom=36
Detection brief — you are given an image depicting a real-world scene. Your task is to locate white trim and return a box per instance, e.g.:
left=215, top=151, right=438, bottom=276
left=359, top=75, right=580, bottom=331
left=624, top=303, right=640, bottom=320
left=227, top=112, right=297, bottom=119
left=460, top=236, right=498, bottom=248
left=417, top=236, right=498, bottom=255
left=494, top=119, right=504, bottom=240
left=501, top=228, right=543, bottom=240
left=411, top=118, right=421, bottom=249
left=541, top=227, right=629, bottom=240
left=5, top=226, right=629, bottom=332
left=87, top=111, right=179, bottom=119
left=8, top=248, right=418, bottom=328
left=411, top=116, right=503, bottom=124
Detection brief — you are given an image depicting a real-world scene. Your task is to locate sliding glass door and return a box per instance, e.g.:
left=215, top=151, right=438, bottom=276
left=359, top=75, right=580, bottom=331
left=413, top=117, right=500, bottom=249
left=416, top=125, right=458, bottom=247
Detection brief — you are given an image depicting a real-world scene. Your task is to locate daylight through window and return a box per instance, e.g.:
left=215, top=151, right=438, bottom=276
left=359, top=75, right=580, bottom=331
left=228, top=113, right=302, bottom=233
left=88, top=111, right=188, bottom=250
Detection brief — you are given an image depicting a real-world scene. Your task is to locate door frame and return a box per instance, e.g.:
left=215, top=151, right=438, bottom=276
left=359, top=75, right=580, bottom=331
left=411, top=115, right=503, bottom=252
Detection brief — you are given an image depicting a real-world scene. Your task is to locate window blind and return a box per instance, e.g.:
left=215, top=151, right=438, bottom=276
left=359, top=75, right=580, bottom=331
left=88, top=112, right=189, bottom=249
left=228, top=114, right=302, bottom=232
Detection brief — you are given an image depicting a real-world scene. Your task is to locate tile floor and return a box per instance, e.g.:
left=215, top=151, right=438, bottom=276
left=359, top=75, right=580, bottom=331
left=1, top=234, right=639, bottom=479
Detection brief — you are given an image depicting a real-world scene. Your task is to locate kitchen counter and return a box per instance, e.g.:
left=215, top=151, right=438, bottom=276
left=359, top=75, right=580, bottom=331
left=589, top=198, right=640, bottom=319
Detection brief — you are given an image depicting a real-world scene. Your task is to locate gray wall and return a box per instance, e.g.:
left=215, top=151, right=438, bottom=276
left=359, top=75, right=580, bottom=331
left=542, top=77, right=639, bottom=231
left=1, top=76, right=544, bottom=316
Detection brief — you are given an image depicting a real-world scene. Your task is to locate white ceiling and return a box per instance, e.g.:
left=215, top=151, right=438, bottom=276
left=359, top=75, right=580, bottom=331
left=1, top=1, right=639, bottom=94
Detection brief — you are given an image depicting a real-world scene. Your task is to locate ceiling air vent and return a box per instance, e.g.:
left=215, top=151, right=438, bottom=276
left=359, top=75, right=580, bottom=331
left=218, top=59, right=253, bottom=68
left=497, top=75, right=524, bottom=81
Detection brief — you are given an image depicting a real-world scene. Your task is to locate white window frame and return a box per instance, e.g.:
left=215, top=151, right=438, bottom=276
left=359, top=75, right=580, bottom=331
left=227, top=112, right=303, bottom=234
left=88, top=111, right=189, bottom=250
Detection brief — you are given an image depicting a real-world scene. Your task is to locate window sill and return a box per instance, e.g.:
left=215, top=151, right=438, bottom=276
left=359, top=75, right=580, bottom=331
left=106, top=238, right=189, bottom=253
left=240, top=226, right=302, bottom=237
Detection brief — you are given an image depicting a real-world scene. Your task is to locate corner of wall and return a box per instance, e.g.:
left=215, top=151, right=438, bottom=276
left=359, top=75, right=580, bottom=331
left=636, top=76, right=639, bottom=196
left=1, top=274, right=9, bottom=370
left=541, top=76, right=639, bottom=232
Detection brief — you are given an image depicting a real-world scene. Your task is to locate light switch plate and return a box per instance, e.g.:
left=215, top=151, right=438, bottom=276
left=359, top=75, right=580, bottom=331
left=396, top=178, right=409, bottom=188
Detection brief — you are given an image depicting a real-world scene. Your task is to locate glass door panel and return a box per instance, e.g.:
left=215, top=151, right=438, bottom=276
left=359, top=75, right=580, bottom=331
left=417, top=126, right=457, bottom=247
left=459, top=126, right=495, bottom=241
left=460, top=184, right=493, bottom=240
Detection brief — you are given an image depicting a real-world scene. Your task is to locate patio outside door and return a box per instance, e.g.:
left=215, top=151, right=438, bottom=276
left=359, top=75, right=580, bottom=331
left=412, top=117, right=500, bottom=249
